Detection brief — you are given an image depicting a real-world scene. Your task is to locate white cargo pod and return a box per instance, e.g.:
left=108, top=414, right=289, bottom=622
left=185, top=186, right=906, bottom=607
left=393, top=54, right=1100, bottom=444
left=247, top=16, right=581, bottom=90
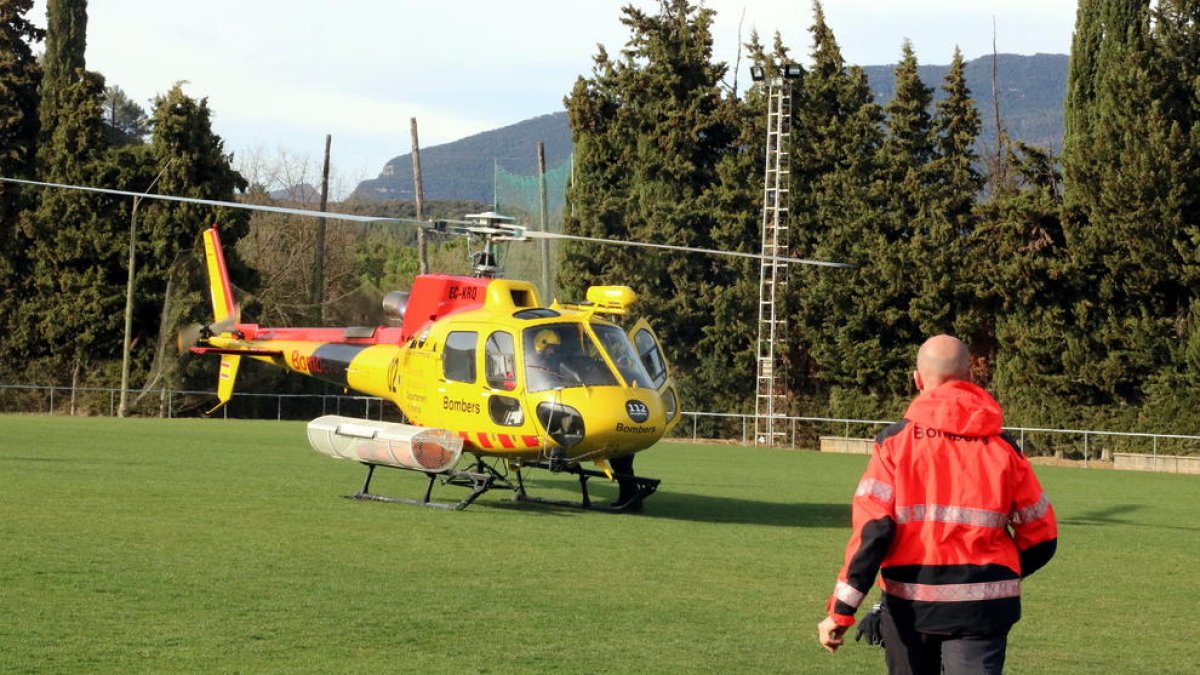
left=306, top=415, right=463, bottom=473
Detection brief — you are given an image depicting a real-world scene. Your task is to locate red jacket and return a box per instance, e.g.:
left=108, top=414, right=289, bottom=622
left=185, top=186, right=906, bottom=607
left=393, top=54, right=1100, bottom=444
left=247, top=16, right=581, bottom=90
left=826, top=381, right=1057, bottom=634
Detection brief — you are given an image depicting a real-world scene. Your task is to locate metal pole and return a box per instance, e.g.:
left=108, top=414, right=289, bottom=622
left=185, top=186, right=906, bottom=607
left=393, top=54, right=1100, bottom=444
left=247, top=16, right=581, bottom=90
left=118, top=159, right=173, bottom=418
left=537, top=142, right=551, bottom=301
left=310, top=134, right=331, bottom=323
left=411, top=118, right=429, bottom=275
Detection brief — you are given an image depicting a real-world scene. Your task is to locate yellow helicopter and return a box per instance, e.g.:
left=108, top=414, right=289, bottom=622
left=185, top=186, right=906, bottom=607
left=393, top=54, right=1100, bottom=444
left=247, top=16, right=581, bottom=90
left=192, top=217, right=680, bottom=511
left=1, top=176, right=851, bottom=511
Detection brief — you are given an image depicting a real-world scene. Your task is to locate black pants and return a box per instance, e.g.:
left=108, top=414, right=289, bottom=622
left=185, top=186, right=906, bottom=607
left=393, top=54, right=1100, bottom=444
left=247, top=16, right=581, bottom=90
left=880, top=607, right=1009, bottom=675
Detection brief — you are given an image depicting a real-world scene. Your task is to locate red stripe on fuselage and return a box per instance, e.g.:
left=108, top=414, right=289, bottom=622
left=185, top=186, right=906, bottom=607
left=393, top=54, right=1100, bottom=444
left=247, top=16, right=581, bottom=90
left=475, top=433, right=494, bottom=449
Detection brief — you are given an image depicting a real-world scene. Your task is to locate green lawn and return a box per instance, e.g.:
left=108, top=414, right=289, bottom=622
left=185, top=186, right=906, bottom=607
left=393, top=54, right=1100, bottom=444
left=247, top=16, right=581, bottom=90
left=0, top=415, right=1196, bottom=674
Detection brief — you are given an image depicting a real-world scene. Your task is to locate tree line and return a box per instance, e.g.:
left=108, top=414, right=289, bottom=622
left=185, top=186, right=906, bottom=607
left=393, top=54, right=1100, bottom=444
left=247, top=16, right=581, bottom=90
left=3, top=0, right=1198, bottom=441
left=561, top=0, right=1200, bottom=438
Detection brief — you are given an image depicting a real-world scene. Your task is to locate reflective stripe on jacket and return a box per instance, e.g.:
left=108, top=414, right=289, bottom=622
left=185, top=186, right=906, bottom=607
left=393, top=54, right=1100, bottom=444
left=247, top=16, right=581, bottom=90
left=826, top=380, right=1057, bottom=634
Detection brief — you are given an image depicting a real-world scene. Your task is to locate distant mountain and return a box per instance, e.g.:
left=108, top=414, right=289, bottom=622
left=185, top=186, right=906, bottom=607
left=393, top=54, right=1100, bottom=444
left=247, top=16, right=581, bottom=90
left=862, top=52, right=1068, bottom=154
left=353, top=54, right=1068, bottom=203
left=269, top=183, right=320, bottom=202
left=353, top=113, right=572, bottom=203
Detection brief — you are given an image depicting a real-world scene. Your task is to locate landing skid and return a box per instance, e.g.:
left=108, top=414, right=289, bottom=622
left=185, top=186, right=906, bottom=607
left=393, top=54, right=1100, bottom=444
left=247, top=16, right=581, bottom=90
left=343, top=458, right=660, bottom=513
left=346, top=462, right=500, bottom=511
left=512, top=461, right=660, bottom=513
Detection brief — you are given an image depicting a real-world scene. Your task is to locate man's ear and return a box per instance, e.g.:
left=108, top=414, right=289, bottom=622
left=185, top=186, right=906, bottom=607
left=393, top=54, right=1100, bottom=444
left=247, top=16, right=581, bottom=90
left=913, top=370, right=924, bottom=392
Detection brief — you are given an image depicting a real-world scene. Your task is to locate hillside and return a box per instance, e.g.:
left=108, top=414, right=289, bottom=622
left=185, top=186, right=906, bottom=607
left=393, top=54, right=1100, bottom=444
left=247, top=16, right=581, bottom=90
left=862, top=52, right=1067, bottom=154
left=353, top=53, right=1067, bottom=203
left=353, top=113, right=572, bottom=203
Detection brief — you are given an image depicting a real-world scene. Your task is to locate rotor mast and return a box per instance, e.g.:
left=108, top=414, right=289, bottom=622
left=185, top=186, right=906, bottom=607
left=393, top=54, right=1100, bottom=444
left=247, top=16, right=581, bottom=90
left=464, top=211, right=519, bottom=278
left=752, top=65, right=801, bottom=447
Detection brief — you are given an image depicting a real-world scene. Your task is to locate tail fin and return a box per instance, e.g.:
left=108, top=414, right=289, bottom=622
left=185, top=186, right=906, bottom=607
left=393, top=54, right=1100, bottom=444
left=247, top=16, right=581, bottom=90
left=202, top=225, right=238, bottom=325
left=201, top=226, right=241, bottom=415
left=209, top=354, right=242, bottom=415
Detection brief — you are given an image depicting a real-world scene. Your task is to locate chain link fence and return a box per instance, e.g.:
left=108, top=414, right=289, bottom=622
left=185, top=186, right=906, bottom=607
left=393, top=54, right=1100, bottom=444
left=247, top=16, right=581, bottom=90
left=3, top=384, right=1198, bottom=461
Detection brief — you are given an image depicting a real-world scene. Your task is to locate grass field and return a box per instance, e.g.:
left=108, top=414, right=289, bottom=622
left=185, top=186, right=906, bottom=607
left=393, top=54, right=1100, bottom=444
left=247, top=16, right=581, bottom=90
left=1, top=415, right=1197, bottom=674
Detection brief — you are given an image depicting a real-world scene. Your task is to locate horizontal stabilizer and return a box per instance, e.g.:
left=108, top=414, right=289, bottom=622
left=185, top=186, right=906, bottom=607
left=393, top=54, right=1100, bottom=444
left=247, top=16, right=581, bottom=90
left=190, top=346, right=283, bottom=357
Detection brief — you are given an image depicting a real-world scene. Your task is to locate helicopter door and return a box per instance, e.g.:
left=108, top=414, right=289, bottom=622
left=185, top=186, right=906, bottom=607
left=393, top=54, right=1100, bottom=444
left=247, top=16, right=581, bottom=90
left=628, top=318, right=680, bottom=431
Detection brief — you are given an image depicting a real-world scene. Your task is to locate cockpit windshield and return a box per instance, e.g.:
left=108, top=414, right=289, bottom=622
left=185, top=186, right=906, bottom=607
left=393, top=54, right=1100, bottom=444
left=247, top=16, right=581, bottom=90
left=591, top=323, right=654, bottom=389
left=523, top=323, right=619, bottom=392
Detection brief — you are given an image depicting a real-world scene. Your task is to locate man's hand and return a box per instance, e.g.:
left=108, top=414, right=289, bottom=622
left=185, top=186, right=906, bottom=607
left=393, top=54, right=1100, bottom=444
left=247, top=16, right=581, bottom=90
left=817, top=616, right=848, bottom=653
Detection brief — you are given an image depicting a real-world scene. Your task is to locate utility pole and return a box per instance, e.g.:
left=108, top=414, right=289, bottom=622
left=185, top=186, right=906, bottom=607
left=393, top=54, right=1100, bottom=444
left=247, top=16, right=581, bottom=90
left=117, top=158, right=173, bottom=418
left=411, top=118, right=429, bottom=275
left=537, top=142, right=552, bottom=301
left=311, top=134, right=331, bottom=323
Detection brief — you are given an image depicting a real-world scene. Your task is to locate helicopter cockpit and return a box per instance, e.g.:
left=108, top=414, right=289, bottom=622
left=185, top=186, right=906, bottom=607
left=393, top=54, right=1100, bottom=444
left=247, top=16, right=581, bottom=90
left=522, top=322, right=653, bottom=392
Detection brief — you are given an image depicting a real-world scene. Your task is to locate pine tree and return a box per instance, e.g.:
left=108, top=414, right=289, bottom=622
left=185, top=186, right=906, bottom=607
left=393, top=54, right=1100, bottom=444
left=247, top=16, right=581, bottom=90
left=102, top=85, right=149, bottom=146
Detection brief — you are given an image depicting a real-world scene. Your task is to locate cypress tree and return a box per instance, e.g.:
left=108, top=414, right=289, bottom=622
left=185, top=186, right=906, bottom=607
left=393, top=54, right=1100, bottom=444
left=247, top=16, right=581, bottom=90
left=788, top=2, right=896, bottom=418
left=134, top=84, right=250, bottom=396
left=910, top=48, right=989, bottom=376
left=1060, top=0, right=1195, bottom=420
left=979, top=143, right=1075, bottom=427
left=562, top=0, right=736, bottom=409
left=0, top=0, right=44, bottom=359
left=37, top=0, right=87, bottom=164
left=17, top=0, right=130, bottom=393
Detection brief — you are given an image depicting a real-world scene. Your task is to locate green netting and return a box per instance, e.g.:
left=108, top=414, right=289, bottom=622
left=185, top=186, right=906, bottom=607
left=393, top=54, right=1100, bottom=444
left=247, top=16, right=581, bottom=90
left=492, top=155, right=572, bottom=302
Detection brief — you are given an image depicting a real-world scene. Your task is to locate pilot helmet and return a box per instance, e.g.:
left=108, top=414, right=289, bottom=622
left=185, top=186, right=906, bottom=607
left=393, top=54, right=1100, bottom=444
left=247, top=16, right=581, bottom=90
left=534, top=329, right=561, bottom=353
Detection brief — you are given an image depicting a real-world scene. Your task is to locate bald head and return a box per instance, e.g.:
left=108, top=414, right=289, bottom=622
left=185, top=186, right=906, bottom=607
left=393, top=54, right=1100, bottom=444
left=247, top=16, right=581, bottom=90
left=914, top=335, right=971, bottom=391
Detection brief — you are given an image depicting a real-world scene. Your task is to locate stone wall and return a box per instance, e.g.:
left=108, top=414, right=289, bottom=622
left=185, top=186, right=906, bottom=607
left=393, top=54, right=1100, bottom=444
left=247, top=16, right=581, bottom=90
left=819, top=436, right=873, bottom=455
left=1113, top=453, right=1200, bottom=475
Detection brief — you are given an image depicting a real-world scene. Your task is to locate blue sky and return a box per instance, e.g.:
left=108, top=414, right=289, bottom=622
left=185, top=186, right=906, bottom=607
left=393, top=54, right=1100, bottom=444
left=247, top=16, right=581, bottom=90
left=28, top=1, right=1078, bottom=195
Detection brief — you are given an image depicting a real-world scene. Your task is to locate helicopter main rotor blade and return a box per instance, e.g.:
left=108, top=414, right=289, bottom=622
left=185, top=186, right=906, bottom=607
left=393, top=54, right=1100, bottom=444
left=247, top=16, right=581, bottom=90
left=1, top=176, right=855, bottom=268
left=0, top=176, right=431, bottom=227
left=519, top=229, right=854, bottom=269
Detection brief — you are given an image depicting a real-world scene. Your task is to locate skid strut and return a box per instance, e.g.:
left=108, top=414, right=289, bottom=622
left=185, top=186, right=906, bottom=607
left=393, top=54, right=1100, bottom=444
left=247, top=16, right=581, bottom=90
left=346, top=462, right=499, bottom=511
left=513, top=460, right=660, bottom=512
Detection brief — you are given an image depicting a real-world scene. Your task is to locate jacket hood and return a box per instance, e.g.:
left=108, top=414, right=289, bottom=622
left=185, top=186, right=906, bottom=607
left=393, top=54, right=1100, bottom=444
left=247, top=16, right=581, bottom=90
left=903, top=380, right=1004, bottom=437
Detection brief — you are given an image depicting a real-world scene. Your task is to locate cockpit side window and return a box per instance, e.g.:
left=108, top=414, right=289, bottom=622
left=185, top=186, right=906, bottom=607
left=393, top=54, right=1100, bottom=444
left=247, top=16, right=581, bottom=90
left=484, top=331, right=517, bottom=390
left=633, top=328, right=668, bottom=389
left=592, top=323, right=654, bottom=389
left=443, top=331, right=477, bottom=383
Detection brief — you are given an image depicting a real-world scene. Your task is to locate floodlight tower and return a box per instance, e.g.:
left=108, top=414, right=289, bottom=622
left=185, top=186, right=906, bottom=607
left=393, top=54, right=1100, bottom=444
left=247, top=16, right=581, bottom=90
left=750, top=63, right=801, bottom=447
